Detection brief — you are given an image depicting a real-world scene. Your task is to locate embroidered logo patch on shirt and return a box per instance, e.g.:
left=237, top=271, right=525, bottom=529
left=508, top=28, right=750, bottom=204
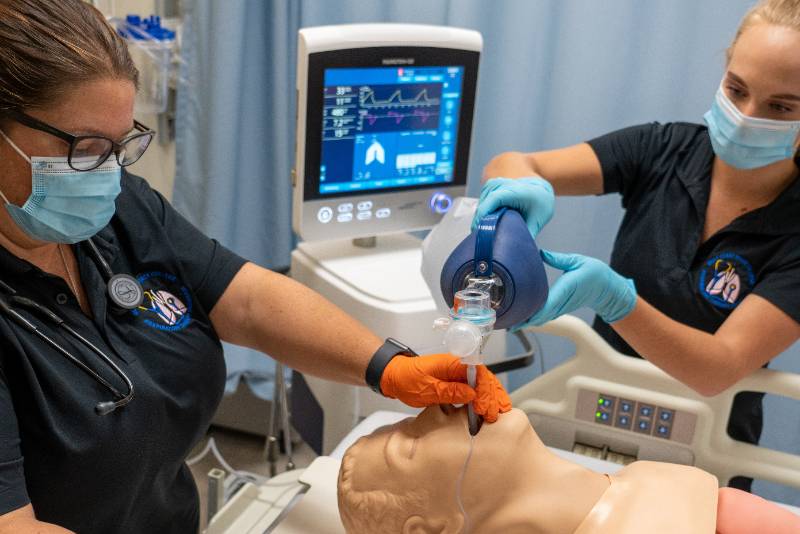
left=698, top=253, right=755, bottom=309
left=131, top=271, right=192, bottom=331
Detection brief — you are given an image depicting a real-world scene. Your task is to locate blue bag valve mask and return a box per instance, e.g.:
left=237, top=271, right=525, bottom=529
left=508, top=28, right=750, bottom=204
left=440, top=208, right=549, bottom=330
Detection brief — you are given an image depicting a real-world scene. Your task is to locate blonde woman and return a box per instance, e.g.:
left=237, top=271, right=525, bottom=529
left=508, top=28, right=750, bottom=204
left=477, top=0, right=800, bottom=492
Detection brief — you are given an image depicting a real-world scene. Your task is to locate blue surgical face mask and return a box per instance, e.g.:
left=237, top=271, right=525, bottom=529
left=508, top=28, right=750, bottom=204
left=0, top=129, right=121, bottom=244
left=704, top=84, right=800, bottom=170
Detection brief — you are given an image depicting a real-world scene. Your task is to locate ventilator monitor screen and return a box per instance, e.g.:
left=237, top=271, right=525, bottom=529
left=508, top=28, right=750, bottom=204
left=319, top=66, right=464, bottom=195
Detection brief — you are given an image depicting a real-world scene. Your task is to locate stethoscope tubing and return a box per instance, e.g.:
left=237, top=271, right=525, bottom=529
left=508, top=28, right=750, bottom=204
left=0, top=237, right=135, bottom=415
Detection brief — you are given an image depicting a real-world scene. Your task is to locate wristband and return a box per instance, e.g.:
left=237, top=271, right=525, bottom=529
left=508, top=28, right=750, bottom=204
left=365, top=337, right=417, bottom=394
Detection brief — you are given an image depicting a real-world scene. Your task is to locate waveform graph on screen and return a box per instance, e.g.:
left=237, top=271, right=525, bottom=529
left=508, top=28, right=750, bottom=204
left=358, top=83, right=442, bottom=132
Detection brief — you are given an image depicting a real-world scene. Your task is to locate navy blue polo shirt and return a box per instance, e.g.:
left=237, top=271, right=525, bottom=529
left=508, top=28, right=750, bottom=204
left=0, top=172, right=247, bottom=532
left=587, top=122, right=800, bottom=487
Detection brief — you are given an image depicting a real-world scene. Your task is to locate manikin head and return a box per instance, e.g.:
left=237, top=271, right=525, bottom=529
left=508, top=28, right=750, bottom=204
left=337, top=406, right=605, bottom=534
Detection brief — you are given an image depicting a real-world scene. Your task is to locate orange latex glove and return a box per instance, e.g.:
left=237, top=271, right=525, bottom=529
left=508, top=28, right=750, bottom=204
left=380, top=354, right=512, bottom=423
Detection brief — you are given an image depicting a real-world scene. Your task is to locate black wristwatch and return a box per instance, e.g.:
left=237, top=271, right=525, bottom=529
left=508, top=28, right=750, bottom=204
left=365, top=337, right=418, bottom=394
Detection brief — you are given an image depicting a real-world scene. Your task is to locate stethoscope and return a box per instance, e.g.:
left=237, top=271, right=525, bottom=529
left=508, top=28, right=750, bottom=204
left=0, top=237, right=144, bottom=415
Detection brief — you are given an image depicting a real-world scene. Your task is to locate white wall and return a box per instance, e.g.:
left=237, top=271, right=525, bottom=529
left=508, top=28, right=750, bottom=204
left=92, top=0, right=176, bottom=199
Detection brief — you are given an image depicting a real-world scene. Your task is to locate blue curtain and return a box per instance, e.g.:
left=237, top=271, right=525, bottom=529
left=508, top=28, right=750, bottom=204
left=175, top=0, right=799, bottom=504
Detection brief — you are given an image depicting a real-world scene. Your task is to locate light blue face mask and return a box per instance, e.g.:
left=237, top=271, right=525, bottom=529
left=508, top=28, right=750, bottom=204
left=0, top=129, right=121, bottom=244
left=704, top=84, right=800, bottom=170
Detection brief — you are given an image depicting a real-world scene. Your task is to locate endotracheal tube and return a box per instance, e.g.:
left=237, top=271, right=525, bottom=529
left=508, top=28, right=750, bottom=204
left=434, top=285, right=496, bottom=435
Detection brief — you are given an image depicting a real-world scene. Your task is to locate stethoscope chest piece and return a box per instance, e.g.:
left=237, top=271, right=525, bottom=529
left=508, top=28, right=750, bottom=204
left=107, top=273, right=144, bottom=311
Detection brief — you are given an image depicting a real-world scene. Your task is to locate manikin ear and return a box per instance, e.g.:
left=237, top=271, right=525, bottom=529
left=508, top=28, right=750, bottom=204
left=402, top=513, right=465, bottom=534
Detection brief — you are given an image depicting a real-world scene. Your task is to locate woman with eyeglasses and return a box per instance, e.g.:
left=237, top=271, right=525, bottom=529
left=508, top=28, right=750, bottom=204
left=0, top=2, right=511, bottom=533
left=476, top=0, right=800, bottom=493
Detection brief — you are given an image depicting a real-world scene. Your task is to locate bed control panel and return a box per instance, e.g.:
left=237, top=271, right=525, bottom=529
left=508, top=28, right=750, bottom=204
left=576, top=389, right=696, bottom=445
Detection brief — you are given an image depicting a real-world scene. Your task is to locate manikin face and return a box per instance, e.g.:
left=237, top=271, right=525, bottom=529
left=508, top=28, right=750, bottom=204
left=724, top=23, right=800, bottom=126
left=341, top=406, right=537, bottom=526
left=339, top=406, right=614, bottom=534
left=346, top=405, right=534, bottom=490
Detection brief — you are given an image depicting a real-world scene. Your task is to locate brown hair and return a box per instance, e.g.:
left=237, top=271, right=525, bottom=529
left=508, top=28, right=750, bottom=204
left=0, top=0, right=138, bottom=113
left=728, top=0, right=800, bottom=62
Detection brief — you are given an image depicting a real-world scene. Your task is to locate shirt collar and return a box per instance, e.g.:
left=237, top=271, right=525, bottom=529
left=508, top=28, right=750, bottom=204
left=759, top=175, right=800, bottom=235
left=677, top=128, right=800, bottom=236
left=0, top=242, right=33, bottom=275
left=89, top=225, right=120, bottom=262
left=0, top=224, right=121, bottom=278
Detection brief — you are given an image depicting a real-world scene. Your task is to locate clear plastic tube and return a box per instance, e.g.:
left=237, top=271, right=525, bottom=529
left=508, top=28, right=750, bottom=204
left=455, top=433, right=475, bottom=534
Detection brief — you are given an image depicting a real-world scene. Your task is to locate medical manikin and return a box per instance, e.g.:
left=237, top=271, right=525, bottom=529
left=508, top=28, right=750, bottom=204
left=337, top=406, right=800, bottom=533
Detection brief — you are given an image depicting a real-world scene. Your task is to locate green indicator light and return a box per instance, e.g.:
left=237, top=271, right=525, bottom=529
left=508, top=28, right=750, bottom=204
left=598, top=399, right=604, bottom=405
left=595, top=411, right=602, bottom=418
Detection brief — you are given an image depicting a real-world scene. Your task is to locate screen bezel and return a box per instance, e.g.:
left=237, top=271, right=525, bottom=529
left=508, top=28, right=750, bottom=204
left=303, top=46, right=479, bottom=201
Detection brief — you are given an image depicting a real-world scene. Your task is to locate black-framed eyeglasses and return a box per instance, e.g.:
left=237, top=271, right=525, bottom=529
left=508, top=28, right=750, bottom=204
left=5, top=109, right=155, bottom=172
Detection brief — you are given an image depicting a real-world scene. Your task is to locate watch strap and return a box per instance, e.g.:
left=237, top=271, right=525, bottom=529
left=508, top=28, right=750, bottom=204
left=365, top=337, right=417, bottom=394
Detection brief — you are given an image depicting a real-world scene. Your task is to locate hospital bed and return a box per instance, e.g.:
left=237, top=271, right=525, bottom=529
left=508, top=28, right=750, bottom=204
left=205, top=315, right=800, bottom=533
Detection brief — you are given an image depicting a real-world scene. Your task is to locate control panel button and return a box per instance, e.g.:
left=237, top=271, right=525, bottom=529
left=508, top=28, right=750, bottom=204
left=356, top=211, right=372, bottom=221
left=658, top=409, right=674, bottom=422
left=594, top=394, right=615, bottom=426
left=635, top=419, right=651, bottom=434
left=615, top=414, right=632, bottom=430
left=317, top=206, right=333, bottom=224
left=357, top=201, right=373, bottom=211
left=337, top=203, right=353, bottom=213
left=594, top=410, right=611, bottom=425
left=375, top=208, right=391, bottom=219
left=638, top=405, right=654, bottom=418
left=656, top=424, right=672, bottom=439
left=619, top=400, right=633, bottom=413
left=430, top=192, right=452, bottom=214
left=337, top=212, right=353, bottom=223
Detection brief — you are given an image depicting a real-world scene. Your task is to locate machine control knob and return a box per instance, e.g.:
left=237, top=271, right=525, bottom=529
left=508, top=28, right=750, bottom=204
left=430, top=192, right=453, bottom=214
left=317, top=206, right=333, bottom=224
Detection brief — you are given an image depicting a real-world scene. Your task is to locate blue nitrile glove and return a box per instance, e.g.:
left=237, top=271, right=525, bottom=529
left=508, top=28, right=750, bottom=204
left=473, top=177, right=555, bottom=239
left=513, top=250, right=637, bottom=329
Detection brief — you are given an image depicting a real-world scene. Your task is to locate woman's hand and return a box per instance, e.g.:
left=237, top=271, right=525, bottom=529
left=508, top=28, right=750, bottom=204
left=473, top=177, right=555, bottom=239
left=514, top=250, right=637, bottom=329
left=380, top=354, right=512, bottom=423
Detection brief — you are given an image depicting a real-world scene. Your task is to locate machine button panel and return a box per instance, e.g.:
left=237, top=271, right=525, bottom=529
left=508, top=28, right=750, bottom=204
left=357, top=200, right=373, bottom=211
left=375, top=208, right=391, bottom=219
left=336, top=212, right=353, bottom=223
left=317, top=206, right=333, bottom=224
left=337, top=203, right=353, bottom=213
left=356, top=211, right=372, bottom=221
left=591, top=393, right=680, bottom=441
